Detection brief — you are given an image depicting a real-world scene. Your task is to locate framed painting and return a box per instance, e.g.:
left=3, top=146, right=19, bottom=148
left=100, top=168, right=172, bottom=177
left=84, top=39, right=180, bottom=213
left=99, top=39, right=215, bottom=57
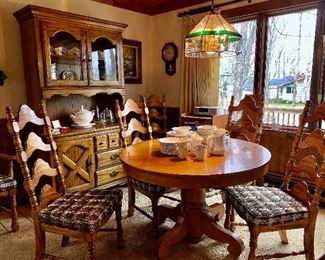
left=123, top=39, right=142, bottom=84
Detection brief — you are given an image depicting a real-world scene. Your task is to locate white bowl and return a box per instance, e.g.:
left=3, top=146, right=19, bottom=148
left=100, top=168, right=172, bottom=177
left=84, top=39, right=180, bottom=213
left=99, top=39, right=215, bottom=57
left=167, top=130, right=188, bottom=138
left=159, top=137, right=188, bottom=155
left=197, top=125, right=217, bottom=136
left=171, top=126, right=191, bottom=135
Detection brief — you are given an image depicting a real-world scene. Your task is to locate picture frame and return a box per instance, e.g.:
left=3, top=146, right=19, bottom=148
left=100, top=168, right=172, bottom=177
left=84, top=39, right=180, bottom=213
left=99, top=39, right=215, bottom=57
left=123, top=39, right=142, bottom=84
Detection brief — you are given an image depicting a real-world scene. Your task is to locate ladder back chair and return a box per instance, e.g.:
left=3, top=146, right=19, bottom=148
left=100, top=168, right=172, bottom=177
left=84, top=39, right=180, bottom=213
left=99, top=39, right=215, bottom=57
left=226, top=94, right=264, bottom=144
left=224, top=100, right=325, bottom=260
left=144, top=95, right=168, bottom=138
left=6, top=104, right=124, bottom=260
left=209, top=94, right=265, bottom=221
left=116, top=97, right=176, bottom=236
left=0, top=152, right=19, bottom=232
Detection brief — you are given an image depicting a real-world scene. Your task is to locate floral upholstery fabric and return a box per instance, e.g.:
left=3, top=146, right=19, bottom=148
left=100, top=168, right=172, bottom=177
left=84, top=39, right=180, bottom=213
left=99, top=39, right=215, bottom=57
left=0, top=175, right=17, bottom=192
left=227, top=185, right=309, bottom=226
left=38, top=188, right=122, bottom=232
left=130, top=177, right=166, bottom=194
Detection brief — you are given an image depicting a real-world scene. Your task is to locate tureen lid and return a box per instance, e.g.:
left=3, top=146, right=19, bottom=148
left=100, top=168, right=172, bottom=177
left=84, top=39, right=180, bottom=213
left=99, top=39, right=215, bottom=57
left=74, top=105, right=91, bottom=115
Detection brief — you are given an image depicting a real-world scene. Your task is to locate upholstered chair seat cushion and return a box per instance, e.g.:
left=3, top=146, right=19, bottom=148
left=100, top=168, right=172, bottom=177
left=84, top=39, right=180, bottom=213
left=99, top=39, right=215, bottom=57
left=130, top=177, right=166, bottom=194
left=0, top=175, right=17, bottom=191
left=38, top=188, right=122, bottom=232
left=227, top=185, right=309, bottom=226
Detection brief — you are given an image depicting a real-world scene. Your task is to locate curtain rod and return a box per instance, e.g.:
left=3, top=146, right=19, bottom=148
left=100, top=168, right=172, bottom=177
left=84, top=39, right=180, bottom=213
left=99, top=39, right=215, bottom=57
left=177, top=0, right=251, bottom=17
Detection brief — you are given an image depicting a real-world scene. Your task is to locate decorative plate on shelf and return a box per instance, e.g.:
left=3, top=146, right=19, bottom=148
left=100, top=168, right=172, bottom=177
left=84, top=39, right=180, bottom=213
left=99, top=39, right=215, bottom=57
left=61, top=70, right=76, bottom=80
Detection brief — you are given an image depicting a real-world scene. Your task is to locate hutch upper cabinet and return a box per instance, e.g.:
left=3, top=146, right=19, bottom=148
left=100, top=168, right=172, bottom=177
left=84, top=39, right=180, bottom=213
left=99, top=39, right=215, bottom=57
left=14, top=5, right=127, bottom=108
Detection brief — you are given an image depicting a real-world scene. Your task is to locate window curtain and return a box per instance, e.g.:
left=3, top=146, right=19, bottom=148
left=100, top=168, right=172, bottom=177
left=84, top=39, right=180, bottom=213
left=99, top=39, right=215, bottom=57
left=180, top=13, right=220, bottom=113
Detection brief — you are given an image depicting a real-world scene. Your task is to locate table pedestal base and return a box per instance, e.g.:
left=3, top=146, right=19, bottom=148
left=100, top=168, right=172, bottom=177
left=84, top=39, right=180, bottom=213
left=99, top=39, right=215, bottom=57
left=157, top=188, right=244, bottom=259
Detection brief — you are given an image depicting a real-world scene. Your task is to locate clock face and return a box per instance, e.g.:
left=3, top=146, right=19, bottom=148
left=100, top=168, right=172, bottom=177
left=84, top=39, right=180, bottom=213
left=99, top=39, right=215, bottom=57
left=162, top=43, right=177, bottom=62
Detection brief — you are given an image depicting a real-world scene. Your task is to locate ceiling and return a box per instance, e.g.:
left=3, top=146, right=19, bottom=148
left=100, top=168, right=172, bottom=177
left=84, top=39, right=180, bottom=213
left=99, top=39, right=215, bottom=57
left=92, top=0, right=211, bottom=15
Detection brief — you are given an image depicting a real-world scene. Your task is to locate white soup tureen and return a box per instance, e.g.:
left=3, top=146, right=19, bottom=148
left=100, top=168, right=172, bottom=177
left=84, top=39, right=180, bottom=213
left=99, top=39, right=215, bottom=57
left=70, top=105, right=94, bottom=127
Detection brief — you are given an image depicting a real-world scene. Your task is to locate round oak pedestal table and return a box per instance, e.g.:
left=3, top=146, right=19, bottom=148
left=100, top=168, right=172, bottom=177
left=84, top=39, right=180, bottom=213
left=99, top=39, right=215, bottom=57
left=119, top=139, right=271, bottom=259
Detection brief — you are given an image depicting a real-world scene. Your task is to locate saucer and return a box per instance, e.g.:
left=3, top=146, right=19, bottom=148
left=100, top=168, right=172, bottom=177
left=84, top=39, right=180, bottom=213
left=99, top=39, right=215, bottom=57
left=71, top=123, right=95, bottom=128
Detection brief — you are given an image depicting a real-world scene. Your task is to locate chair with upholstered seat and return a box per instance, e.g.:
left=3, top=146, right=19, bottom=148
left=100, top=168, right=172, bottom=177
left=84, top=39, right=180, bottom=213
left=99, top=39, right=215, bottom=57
left=0, top=153, right=19, bottom=232
left=6, top=104, right=124, bottom=259
left=224, top=100, right=325, bottom=259
left=116, top=97, right=177, bottom=235
left=208, top=95, right=265, bottom=221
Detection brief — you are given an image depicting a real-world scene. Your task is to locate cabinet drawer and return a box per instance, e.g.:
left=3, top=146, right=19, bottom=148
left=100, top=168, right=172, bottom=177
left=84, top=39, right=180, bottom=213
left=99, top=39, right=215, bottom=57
left=109, top=133, right=120, bottom=149
left=97, top=149, right=121, bottom=168
left=95, top=133, right=120, bottom=151
left=96, top=164, right=126, bottom=186
left=95, top=135, right=108, bottom=151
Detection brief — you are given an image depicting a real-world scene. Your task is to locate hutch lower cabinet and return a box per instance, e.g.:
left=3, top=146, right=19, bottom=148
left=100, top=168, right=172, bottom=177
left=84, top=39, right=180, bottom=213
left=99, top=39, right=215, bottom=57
left=54, top=125, right=126, bottom=192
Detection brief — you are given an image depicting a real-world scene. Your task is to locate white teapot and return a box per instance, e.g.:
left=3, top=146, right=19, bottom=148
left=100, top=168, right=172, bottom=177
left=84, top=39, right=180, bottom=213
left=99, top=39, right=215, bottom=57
left=70, top=105, right=95, bottom=127
left=208, top=128, right=229, bottom=156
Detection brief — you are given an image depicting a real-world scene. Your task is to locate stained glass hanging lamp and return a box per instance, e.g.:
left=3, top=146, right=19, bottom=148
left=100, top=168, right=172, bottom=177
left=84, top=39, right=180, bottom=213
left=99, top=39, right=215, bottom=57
left=185, top=0, right=242, bottom=58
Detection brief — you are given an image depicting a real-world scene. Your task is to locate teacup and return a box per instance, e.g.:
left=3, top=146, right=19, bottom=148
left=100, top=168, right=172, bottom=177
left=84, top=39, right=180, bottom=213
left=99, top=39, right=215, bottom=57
left=193, top=144, right=208, bottom=161
left=197, top=125, right=217, bottom=144
left=189, top=133, right=203, bottom=156
left=176, top=142, right=188, bottom=160
left=172, top=126, right=191, bottom=136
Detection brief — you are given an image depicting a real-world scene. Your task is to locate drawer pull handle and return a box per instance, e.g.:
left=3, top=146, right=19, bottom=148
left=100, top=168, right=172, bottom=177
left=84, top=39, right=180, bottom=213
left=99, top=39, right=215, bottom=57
left=110, top=170, right=119, bottom=177
left=110, top=154, right=119, bottom=161
left=99, top=142, right=104, bottom=146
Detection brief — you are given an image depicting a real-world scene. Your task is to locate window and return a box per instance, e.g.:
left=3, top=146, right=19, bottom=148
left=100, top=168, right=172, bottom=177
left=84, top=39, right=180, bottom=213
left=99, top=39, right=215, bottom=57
left=286, top=87, right=293, bottom=94
left=264, top=10, right=317, bottom=127
left=218, top=20, right=257, bottom=112
left=218, top=1, right=323, bottom=129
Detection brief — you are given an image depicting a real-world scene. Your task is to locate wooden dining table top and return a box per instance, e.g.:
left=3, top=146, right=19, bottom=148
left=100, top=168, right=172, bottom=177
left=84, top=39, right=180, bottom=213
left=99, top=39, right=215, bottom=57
left=119, top=138, right=271, bottom=189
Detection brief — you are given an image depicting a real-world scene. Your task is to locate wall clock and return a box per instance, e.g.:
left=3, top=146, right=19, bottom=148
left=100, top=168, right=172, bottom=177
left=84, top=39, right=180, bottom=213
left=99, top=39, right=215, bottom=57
left=162, top=42, right=178, bottom=76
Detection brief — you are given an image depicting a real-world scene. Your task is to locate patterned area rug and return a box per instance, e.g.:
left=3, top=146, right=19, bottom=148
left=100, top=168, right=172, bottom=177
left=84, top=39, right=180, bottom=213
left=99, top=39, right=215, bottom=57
left=0, top=187, right=324, bottom=259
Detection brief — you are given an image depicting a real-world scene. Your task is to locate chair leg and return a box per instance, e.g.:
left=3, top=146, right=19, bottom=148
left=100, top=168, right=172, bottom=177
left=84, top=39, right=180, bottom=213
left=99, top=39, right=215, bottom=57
left=127, top=183, right=135, bottom=217
left=151, top=197, right=159, bottom=238
left=115, top=202, right=125, bottom=250
left=224, top=194, right=232, bottom=230
left=34, top=227, right=46, bottom=260
left=304, top=226, right=315, bottom=260
left=87, top=240, right=96, bottom=260
left=220, top=189, right=226, bottom=203
left=278, top=230, right=288, bottom=244
left=248, top=227, right=259, bottom=260
left=10, top=192, right=19, bottom=232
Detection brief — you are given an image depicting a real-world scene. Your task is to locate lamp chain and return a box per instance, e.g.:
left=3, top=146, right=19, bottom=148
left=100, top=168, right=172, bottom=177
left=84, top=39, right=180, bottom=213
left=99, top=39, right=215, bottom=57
left=211, top=0, right=215, bottom=12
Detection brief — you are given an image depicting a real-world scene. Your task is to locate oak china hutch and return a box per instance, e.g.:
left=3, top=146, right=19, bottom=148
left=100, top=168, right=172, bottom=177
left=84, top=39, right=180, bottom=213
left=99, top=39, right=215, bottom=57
left=14, top=5, right=128, bottom=191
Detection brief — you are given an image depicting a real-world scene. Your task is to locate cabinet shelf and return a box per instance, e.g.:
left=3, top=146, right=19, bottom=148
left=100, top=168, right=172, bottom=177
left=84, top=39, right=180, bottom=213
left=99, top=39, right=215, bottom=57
left=42, top=86, right=125, bottom=99
left=51, top=55, right=80, bottom=65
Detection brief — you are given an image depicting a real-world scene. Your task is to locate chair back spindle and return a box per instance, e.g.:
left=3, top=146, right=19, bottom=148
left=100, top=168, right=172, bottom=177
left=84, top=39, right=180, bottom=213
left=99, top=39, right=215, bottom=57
left=143, top=95, right=168, bottom=138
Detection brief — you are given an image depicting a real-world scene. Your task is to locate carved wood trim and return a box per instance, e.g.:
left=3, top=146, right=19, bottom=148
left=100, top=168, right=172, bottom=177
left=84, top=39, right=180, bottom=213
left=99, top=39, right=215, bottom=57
left=14, top=5, right=128, bottom=32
